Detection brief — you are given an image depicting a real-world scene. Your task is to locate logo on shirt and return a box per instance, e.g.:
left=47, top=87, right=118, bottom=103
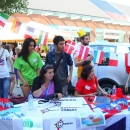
left=33, top=58, right=37, bottom=63
left=0, top=58, right=5, bottom=66
left=85, top=85, right=90, bottom=90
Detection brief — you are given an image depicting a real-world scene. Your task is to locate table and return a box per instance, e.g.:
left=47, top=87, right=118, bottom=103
left=0, top=97, right=130, bottom=130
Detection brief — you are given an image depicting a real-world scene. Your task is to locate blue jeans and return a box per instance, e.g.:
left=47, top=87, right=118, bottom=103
left=0, top=78, right=10, bottom=98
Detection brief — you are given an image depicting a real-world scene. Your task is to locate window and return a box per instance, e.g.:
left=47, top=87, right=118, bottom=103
left=116, top=46, right=129, bottom=53
left=102, top=45, right=116, bottom=53
left=90, top=45, right=101, bottom=50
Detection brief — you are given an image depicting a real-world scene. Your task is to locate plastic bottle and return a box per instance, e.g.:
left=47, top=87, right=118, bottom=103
left=28, top=92, right=33, bottom=110
left=112, top=85, right=116, bottom=95
left=112, top=85, right=116, bottom=101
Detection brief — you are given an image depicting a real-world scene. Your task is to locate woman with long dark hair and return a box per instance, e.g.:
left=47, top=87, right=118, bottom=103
left=14, top=38, right=43, bottom=98
left=75, top=64, right=107, bottom=97
left=32, top=64, right=62, bottom=99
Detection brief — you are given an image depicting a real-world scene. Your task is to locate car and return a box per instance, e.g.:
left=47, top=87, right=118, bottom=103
left=90, top=42, right=130, bottom=94
left=71, top=42, right=130, bottom=94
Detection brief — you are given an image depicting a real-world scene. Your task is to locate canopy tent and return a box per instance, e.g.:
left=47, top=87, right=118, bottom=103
left=0, top=21, right=71, bottom=42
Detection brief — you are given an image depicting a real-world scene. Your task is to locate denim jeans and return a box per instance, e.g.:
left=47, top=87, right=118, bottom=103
left=0, top=78, right=10, bottom=98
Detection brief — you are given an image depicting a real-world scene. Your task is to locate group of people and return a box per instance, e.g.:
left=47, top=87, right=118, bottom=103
left=0, top=30, right=129, bottom=100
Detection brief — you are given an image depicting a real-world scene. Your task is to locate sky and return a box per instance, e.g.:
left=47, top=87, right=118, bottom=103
left=104, top=0, right=130, bottom=6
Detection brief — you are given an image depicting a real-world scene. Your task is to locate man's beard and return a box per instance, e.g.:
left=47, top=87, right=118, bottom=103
left=83, top=42, right=89, bottom=46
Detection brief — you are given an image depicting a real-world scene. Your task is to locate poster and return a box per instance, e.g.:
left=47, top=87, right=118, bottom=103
left=79, top=111, right=106, bottom=129
left=50, top=117, right=76, bottom=130
left=23, top=116, right=43, bottom=130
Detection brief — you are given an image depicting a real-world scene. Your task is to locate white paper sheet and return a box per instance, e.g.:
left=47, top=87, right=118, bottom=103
left=61, top=101, right=83, bottom=108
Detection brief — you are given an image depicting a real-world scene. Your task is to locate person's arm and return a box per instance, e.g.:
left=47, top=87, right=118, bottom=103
left=37, top=69, right=40, bottom=76
left=7, top=56, right=15, bottom=79
left=66, top=65, right=73, bottom=83
left=97, top=84, right=107, bottom=96
left=37, top=53, right=43, bottom=76
left=124, top=66, right=130, bottom=92
left=74, top=90, right=96, bottom=97
left=33, top=84, right=45, bottom=98
left=74, top=55, right=93, bottom=67
left=74, top=58, right=85, bottom=67
left=32, top=77, right=44, bottom=97
left=11, top=56, right=15, bottom=62
left=17, top=70, right=28, bottom=87
left=125, top=74, right=130, bottom=92
left=7, top=56, right=14, bottom=73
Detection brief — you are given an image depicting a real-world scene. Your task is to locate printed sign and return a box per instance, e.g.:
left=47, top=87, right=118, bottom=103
left=50, top=117, right=76, bottom=130
left=23, top=116, right=43, bottom=130
left=79, top=111, right=106, bottom=129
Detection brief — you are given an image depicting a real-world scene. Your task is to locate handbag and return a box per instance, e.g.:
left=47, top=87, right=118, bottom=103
left=10, top=95, right=26, bottom=104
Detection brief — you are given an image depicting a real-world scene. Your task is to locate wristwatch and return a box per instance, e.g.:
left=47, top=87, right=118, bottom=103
left=9, top=72, right=15, bottom=74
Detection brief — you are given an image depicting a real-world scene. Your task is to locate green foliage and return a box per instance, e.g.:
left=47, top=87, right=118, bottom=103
left=0, top=0, right=29, bottom=15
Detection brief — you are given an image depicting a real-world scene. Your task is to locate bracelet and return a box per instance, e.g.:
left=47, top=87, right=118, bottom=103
left=9, top=72, right=15, bottom=74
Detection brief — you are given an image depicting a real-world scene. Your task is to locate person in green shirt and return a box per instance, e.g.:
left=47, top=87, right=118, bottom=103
left=14, top=38, right=43, bottom=98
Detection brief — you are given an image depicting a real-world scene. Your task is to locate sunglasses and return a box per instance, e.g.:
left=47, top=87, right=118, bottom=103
left=44, top=65, right=53, bottom=70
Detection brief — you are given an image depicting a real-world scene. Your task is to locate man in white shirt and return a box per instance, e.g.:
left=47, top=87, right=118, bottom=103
left=0, top=41, right=14, bottom=98
left=74, top=30, right=94, bottom=79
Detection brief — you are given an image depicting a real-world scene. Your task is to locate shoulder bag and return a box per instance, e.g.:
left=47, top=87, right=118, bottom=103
left=0, top=49, right=4, bottom=59
left=54, top=54, right=62, bottom=73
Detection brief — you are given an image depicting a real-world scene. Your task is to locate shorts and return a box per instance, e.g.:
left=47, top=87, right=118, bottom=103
left=20, top=84, right=32, bottom=87
left=14, top=68, right=19, bottom=79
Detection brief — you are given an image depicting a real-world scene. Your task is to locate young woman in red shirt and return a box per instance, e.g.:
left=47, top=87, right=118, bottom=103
left=75, top=64, right=107, bottom=97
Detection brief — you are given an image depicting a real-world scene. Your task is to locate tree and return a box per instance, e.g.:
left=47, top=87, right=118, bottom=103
left=0, top=0, right=29, bottom=15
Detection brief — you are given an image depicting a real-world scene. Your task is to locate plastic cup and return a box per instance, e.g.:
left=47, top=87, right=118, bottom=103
left=111, top=95, right=116, bottom=102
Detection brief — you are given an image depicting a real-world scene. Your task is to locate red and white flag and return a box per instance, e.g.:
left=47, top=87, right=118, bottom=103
left=24, top=26, right=35, bottom=38
left=108, top=53, right=118, bottom=66
left=63, top=40, right=76, bottom=54
left=77, top=45, right=89, bottom=60
left=93, top=50, right=104, bottom=64
left=125, top=53, right=130, bottom=66
left=64, top=43, right=74, bottom=54
left=67, top=40, right=76, bottom=46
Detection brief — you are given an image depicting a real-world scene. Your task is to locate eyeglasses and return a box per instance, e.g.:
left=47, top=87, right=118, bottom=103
left=44, top=65, right=53, bottom=70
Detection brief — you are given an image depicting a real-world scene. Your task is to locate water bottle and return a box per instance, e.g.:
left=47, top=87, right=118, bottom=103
left=112, top=85, right=116, bottom=95
left=28, top=92, right=33, bottom=110
left=112, top=85, right=116, bottom=101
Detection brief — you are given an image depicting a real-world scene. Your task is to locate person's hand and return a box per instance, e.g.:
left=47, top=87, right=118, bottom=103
left=102, top=57, right=106, bottom=62
left=10, top=74, right=15, bottom=81
left=102, top=91, right=108, bottom=96
left=41, top=84, right=46, bottom=91
left=22, top=80, right=28, bottom=87
left=57, top=93, right=62, bottom=99
left=66, top=75, right=71, bottom=83
left=125, top=84, right=129, bottom=92
left=87, top=93, right=96, bottom=96
left=86, top=55, right=93, bottom=61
